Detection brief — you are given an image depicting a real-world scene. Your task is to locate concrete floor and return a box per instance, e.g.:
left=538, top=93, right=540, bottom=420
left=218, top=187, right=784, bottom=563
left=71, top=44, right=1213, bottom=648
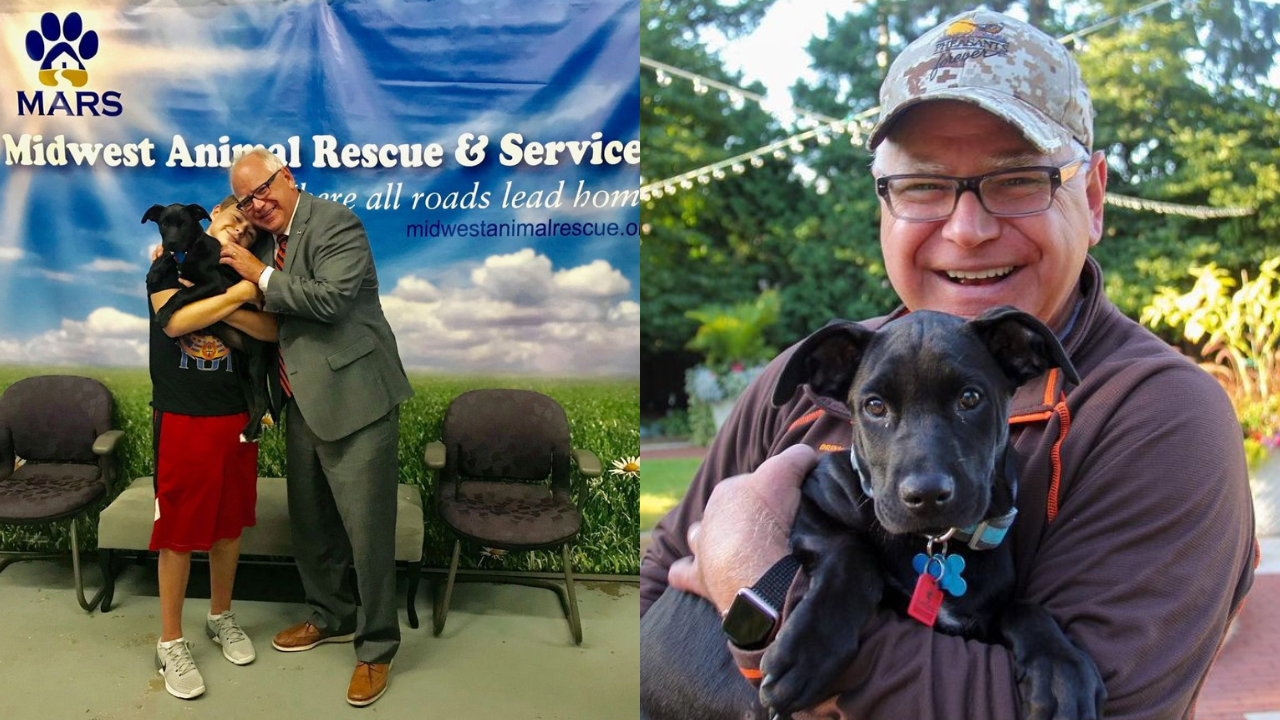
left=0, top=557, right=638, bottom=720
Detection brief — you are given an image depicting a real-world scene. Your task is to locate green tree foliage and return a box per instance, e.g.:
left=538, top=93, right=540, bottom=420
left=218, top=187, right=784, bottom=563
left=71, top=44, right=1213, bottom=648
left=641, top=0, right=804, bottom=365
left=642, top=0, right=1280, bottom=408
left=1082, top=0, right=1280, bottom=319
left=684, top=289, right=781, bottom=369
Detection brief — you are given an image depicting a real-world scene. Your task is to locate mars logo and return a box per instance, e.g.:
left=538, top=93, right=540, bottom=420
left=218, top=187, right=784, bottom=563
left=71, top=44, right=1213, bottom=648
left=17, top=12, right=121, bottom=116
left=26, top=11, right=98, bottom=87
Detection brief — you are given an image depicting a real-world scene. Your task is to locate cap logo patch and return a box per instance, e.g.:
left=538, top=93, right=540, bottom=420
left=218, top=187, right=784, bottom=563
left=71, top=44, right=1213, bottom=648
left=932, top=20, right=1007, bottom=79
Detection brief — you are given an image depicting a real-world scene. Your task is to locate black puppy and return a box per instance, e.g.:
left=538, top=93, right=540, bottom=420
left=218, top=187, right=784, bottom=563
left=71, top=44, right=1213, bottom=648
left=143, top=203, right=270, bottom=442
left=641, top=307, right=1105, bottom=720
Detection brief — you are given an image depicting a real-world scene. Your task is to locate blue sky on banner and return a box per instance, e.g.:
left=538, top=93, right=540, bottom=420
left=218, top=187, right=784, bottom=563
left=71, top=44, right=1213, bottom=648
left=0, top=0, right=639, bottom=376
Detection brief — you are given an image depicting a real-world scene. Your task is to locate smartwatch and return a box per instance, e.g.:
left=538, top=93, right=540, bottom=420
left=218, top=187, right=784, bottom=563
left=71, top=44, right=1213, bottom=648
left=721, top=554, right=801, bottom=650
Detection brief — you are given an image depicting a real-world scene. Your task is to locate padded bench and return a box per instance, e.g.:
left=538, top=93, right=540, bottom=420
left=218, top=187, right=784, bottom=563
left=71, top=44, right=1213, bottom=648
left=97, top=477, right=425, bottom=628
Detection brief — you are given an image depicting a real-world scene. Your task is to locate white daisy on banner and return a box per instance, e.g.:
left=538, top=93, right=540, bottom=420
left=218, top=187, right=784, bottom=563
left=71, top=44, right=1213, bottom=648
left=609, top=456, right=639, bottom=479
left=479, top=547, right=508, bottom=565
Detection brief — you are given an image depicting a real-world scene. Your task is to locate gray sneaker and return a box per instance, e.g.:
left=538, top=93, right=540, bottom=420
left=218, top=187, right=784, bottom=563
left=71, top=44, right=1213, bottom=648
left=206, top=611, right=256, bottom=665
left=155, top=639, right=206, bottom=699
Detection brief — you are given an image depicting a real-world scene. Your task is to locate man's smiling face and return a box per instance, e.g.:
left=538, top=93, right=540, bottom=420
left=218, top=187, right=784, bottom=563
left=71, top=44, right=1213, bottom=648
left=231, top=154, right=298, bottom=236
left=874, top=101, right=1107, bottom=332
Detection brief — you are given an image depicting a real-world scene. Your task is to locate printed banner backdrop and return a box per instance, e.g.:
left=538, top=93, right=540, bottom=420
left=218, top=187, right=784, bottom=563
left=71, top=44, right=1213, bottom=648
left=0, top=0, right=640, bottom=574
left=0, top=0, right=639, bottom=376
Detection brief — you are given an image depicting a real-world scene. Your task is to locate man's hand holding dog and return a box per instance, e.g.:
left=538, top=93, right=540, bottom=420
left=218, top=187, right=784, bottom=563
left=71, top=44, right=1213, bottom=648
left=668, top=444, right=815, bottom=614
left=220, top=242, right=266, bottom=283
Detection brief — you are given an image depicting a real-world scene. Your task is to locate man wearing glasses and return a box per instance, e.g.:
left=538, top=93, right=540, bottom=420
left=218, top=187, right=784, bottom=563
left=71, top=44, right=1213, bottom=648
left=220, top=147, right=413, bottom=707
left=641, top=9, right=1255, bottom=719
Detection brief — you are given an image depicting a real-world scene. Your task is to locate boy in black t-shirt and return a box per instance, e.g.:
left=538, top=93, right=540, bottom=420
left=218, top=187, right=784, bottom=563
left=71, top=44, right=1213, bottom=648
left=146, top=195, right=277, bottom=700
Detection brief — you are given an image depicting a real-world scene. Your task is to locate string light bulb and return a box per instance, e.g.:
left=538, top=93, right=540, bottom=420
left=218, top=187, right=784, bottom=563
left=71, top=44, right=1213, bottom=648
left=639, top=2, right=1246, bottom=219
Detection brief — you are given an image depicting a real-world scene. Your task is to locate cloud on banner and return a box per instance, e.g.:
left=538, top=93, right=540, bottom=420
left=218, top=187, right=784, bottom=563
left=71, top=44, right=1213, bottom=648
left=0, top=0, right=639, bottom=376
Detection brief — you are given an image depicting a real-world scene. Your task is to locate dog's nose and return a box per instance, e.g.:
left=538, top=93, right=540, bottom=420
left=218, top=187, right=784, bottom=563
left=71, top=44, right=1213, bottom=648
left=899, top=473, right=955, bottom=511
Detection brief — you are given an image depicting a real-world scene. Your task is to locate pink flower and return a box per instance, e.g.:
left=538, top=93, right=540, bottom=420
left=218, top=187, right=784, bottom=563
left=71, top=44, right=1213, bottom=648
left=730, top=362, right=745, bottom=372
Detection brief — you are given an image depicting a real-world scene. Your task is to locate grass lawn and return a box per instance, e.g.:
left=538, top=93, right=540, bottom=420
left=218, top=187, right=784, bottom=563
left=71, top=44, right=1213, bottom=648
left=640, top=456, right=703, bottom=531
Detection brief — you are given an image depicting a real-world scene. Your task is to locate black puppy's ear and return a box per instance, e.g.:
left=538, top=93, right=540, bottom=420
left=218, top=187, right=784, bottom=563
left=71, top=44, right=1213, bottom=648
left=142, top=204, right=165, bottom=224
left=965, top=306, right=1081, bottom=387
left=185, top=204, right=212, bottom=223
left=772, top=320, right=874, bottom=407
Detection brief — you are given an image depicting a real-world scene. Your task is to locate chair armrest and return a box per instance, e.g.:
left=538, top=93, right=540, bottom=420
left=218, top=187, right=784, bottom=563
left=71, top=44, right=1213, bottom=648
left=424, top=441, right=446, bottom=470
left=93, top=430, right=125, bottom=456
left=571, top=448, right=602, bottom=478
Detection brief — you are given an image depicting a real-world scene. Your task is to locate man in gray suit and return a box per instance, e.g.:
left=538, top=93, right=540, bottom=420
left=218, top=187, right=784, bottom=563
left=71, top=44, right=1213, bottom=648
left=220, top=147, right=414, bottom=707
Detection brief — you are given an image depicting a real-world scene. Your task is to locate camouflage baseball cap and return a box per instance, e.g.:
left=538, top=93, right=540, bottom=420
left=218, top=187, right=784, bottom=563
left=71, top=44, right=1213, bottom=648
left=866, top=9, right=1093, bottom=154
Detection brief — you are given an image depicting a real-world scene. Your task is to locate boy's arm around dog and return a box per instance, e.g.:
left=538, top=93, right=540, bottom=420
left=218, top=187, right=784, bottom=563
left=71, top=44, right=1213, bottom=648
left=150, top=278, right=274, bottom=341
left=641, top=272, right=1255, bottom=720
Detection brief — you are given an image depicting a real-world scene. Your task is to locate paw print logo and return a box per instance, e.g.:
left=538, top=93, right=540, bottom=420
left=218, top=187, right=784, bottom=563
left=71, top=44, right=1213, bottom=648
left=25, top=12, right=99, bottom=88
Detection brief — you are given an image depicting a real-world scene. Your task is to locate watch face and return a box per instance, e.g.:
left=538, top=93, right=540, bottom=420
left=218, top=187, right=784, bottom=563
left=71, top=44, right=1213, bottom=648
left=722, top=588, right=779, bottom=649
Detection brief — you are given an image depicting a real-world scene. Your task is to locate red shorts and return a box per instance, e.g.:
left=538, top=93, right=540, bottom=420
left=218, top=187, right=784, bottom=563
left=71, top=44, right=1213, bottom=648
left=149, top=411, right=258, bottom=552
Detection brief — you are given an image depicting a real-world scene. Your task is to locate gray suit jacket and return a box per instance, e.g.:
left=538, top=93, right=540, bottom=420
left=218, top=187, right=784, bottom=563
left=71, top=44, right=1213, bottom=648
left=259, top=192, right=413, bottom=441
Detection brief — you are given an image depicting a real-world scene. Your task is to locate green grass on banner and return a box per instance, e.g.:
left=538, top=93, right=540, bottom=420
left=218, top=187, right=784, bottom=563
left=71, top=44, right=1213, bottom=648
left=0, top=367, right=639, bottom=575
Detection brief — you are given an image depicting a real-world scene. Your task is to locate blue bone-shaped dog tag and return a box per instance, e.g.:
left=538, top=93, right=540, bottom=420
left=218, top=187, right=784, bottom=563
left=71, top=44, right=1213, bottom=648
left=912, top=552, right=967, bottom=597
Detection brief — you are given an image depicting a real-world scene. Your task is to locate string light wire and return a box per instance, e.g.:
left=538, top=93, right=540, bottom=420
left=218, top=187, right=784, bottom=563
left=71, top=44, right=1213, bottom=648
left=642, top=0, right=1254, bottom=217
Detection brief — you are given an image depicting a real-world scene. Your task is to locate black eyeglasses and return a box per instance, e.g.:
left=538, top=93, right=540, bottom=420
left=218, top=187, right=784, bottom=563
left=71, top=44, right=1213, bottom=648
left=876, top=158, right=1089, bottom=222
left=235, top=168, right=284, bottom=211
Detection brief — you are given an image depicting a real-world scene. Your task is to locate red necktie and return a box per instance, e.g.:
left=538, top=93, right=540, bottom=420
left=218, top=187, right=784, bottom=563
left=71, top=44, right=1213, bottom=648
left=275, top=235, right=292, bottom=398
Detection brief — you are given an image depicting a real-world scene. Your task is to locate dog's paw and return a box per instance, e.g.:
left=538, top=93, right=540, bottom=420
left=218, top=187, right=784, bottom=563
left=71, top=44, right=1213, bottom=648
left=1014, top=640, right=1105, bottom=720
left=758, top=629, right=853, bottom=717
left=238, top=433, right=258, bottom=444
left=1002, top=602, right=1105, bottom=720
left=154, top=306, right=177, bottom=331
left=1016, top=648, right=1105, bottom=720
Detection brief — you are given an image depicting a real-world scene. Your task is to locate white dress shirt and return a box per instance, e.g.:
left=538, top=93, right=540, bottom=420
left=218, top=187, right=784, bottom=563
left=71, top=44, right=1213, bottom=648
left=258, top=195, right=299, bottom=292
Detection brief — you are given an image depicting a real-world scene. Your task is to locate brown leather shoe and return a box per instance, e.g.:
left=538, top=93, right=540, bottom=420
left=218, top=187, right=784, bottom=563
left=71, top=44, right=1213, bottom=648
left=270, top=621, right=355, bottom=653
left=347, top=661, right=391, bottom=707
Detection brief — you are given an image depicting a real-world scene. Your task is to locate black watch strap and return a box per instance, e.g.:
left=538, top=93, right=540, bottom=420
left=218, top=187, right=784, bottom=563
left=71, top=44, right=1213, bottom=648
left=751, top=554, right=801, bottom=609
left=721, top=554, right=802, bottom=651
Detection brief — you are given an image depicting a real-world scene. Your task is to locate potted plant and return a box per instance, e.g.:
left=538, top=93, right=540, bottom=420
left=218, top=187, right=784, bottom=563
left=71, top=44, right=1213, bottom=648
left=683, top=290, right=781, bottom=444
left=1143, top=258, right=1280, bottom=532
